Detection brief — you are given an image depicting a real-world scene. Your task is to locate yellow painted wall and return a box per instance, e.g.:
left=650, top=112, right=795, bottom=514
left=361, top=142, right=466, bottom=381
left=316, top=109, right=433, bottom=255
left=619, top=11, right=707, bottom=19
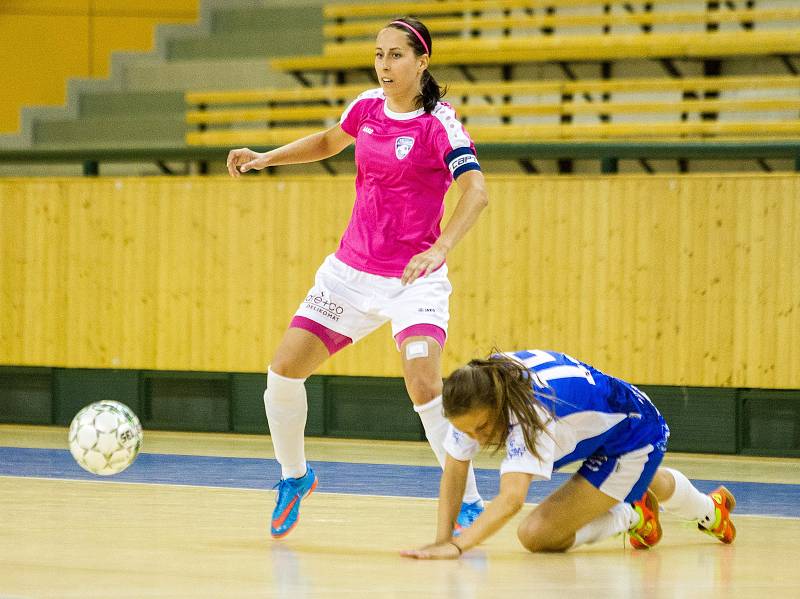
left=0, top=1, right=198, bottom=134
left=1, top=174, right=798, bottom=388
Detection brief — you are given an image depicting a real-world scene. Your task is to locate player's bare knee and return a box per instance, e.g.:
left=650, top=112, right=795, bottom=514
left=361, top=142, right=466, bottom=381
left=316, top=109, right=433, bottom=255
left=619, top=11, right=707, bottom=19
left=517, top=517, right=545, bottom=551
left=269, top=355, right=306, bottom=380
left=404, top=375, right=442, bottom=405
left=518, top=527, right=570, bottom=553
left=518, top=517, right=569, bottom=553
left=518, top=528, right=550, bottom=553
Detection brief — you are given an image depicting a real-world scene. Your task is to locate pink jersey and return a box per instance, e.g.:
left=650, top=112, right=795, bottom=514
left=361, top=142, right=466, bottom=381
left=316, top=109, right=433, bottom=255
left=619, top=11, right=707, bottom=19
left=336, top=88, right=481, bottom=278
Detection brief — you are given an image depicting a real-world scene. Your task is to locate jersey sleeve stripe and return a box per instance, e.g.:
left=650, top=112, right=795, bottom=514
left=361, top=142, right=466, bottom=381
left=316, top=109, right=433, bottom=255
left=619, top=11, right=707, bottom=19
left=339, top=88, right=384, bottom=133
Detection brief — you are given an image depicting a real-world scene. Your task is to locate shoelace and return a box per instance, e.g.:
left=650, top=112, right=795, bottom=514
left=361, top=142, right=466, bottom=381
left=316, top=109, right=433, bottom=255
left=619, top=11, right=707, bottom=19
left=273, top=478, right=297, bottom=502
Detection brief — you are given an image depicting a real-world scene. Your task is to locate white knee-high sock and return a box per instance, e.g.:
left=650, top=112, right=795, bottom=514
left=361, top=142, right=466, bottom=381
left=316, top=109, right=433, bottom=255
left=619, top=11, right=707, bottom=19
left=571, top=503, right=639, bottom=549
left=660, top=468, right=716, bottom=528
left=414, top=395, right=482, bottom=504
left=265, top=367, right=308, bottom=480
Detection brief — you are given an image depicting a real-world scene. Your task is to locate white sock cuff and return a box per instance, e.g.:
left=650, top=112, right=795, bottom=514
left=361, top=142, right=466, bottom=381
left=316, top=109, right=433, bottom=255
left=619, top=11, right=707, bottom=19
left=619, top=502, right=639, bottom=530
left=267, top=366, right=307, bottom=385
left=413, top=394, right=443, bottom=414
left=661, top=467, right=692, bottom=506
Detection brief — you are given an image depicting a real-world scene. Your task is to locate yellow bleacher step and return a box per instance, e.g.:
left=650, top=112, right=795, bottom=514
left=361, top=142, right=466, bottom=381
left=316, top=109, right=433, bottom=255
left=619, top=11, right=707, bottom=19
left=324, top=8, right=800, bottom=39
left=187, top=120, right=800, bottom=146
left=271, top=30, right=800, bottom=72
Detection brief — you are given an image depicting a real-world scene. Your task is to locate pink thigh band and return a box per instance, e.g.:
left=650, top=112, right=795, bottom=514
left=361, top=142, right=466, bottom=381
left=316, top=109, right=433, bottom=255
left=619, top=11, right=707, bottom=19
left=290, top=316, right=353, bottom=355
left=394, top=324, right=447, bottom=350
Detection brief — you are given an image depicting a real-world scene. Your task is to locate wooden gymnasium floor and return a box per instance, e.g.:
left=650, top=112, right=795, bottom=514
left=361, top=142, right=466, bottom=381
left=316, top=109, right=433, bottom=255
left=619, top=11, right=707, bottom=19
left=2, top=424, right=800, bottom=598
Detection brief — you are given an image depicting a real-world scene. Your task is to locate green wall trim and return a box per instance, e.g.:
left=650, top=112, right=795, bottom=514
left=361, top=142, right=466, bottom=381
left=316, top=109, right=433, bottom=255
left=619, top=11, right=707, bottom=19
left=0, top=367, right=53, bottom=425
left=1, top=140, right=799, bottom=166
left=636, top=386, right=740, bottom=454
left=1, top=366, right=799, bottom=456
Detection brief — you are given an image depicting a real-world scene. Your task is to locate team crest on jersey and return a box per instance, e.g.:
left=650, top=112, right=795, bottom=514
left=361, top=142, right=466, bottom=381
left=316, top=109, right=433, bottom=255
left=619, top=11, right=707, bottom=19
left=395, top=136, right=415, bottom=159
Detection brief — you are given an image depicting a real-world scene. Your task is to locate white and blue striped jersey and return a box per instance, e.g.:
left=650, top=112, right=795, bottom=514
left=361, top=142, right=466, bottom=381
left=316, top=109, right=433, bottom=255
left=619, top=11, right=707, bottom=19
left=443, top=350, right=668, bottom=479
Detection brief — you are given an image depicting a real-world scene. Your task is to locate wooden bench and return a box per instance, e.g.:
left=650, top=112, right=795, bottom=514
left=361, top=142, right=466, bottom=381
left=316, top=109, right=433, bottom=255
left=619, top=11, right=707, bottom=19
left=185, top=75, right=800, bottom=146
left=271, top=30, right=800, bottom=74
left=324, top=5, right=800, bottom=43
left=265, top=0, right=800, bottom=76
left=323, top=0, right=794, bottom=20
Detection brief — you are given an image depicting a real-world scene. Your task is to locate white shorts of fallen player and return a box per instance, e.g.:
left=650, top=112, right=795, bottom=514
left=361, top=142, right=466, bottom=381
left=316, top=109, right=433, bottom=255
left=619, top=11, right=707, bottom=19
left=291, top=254, right=451, bottom=355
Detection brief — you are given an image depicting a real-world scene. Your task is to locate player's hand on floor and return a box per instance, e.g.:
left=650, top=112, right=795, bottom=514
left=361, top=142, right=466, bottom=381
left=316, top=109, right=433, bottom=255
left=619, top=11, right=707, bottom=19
left=400, top=542, right=461, bottom=560
left=401, top=245, right=446, bottom=285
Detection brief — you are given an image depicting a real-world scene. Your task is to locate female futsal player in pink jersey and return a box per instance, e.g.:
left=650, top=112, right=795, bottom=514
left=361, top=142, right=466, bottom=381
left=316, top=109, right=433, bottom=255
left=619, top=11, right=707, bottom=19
left=227, top=17, right=489, bottom=538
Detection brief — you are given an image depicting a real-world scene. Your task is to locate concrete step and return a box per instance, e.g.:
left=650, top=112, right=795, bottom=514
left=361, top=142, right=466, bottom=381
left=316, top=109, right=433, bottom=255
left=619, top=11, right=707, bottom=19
left=34, top=115, right=187, bottom=147
left=210, top=5, right=323, bottom=35
left=167, top=6, right=323, bottom=60
left=79, top=91, right=187, bottom=118
left=167, top=30, right=322, bottom=61
left=121, top=58, right=297, bottom=92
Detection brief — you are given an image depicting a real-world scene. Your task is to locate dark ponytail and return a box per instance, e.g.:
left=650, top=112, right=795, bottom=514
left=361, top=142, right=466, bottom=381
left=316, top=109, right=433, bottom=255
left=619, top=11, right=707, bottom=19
left=387, top=16, right=444, bottom=113
left=442, top=353, right=555, bottom=459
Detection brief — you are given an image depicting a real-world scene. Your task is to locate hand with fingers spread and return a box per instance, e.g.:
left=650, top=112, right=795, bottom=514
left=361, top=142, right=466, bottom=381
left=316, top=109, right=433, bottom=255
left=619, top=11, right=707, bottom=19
left=226, top=148, right=269, bottom=177
left=400, top=541, right=462, bottom=560
left=401, top=244, right=447, bottom=285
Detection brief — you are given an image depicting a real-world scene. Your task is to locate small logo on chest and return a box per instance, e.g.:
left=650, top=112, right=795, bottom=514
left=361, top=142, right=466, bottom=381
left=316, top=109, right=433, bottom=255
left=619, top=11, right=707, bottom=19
left=395, top=136, right=415, bottom=160
left=362, top=126, right=374, bottom=135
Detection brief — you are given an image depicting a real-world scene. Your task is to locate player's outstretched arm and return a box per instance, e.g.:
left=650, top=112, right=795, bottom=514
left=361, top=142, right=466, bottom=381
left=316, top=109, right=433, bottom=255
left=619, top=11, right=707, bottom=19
left=453, top=471, right=532, bottom=553
left=401, top=454, right=468, bottom=559
left=402, top=469, right=532, bottom=559
left=435, top=454, right=470, bottom=543
left=226, top=124, right=354, bottom=177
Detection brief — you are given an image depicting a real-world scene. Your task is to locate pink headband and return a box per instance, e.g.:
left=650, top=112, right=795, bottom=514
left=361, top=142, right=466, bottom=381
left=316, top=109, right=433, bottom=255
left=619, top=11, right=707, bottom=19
left=390, top=20, right=430, bottom=55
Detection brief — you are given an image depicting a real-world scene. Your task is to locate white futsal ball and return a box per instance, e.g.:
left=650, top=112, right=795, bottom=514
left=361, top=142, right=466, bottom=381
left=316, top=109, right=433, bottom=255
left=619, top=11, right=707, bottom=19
left=68, top=401, right=143, bottom=476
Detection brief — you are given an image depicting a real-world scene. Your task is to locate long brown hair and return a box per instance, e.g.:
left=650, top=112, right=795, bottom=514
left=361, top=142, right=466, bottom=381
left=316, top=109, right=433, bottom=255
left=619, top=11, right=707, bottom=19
left=442, top=353, right=554, bottom=459
left=386, top=16, right=444, bottom=113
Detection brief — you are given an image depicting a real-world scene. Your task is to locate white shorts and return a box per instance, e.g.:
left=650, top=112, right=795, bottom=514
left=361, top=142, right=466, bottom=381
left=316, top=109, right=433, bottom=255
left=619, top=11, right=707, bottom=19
left=292, top=254, right=451, bottom=350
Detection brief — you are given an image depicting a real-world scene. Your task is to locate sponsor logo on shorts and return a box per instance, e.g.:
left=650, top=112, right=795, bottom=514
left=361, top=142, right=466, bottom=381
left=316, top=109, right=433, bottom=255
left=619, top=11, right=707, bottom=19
left=417, top=307, right=436, bottom=313
left=304, top=291, right=345, bottom=322
left=583, top=455, right=608, bottom=472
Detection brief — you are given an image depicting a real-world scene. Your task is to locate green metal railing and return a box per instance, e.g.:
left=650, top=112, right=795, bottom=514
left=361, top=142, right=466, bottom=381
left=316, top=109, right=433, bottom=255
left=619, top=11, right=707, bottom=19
left=0, top=141, right=798, bottom=175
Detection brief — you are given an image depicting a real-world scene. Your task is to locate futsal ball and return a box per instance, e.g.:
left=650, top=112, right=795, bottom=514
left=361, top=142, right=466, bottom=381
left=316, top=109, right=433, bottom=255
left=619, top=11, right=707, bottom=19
left=68, top=401, right=143, bottom=476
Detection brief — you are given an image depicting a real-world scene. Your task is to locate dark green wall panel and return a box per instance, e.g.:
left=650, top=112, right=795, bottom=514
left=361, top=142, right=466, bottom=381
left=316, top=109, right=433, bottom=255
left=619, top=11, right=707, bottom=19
left=231, top=373, right=267, bottom=434
left=740, top=389, right=800, bottom=454
left=53, top=369, right=140, bottom=425
left=304, top=376, right=326, bottom=437
left=0, top=367, right=53, bottom=424
left=143, top=371, right=229, bottom=432
left=640, top=386, right=739, bottom=454
left=325, top=377, right=423, bottom=441
left=3, top=365, right=800, bottom=457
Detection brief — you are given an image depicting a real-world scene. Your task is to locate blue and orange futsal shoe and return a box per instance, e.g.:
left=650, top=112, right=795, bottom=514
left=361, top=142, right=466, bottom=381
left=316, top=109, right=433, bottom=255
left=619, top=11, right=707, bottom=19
left=628, top=489, right=663, bottom=549
left=453, top=499, right=485, bottom=537
left=699, top=486, right=736, bottom=544
left=270, top=467, right=318, bottom=539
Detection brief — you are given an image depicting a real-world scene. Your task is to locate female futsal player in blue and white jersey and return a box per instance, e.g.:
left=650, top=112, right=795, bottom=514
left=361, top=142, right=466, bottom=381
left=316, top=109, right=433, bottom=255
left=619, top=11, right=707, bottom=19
left=226, top=17, right=488, bottom=538
left=402, top=350, right=736, bottom=559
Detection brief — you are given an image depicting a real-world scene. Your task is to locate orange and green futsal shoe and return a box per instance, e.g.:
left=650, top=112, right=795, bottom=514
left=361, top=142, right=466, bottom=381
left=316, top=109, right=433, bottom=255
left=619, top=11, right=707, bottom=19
left=628, top=489, right=663, bottom=549
left=699, top=486, right=736, bottom=544
left=270, top=467, right=318, bottom=539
